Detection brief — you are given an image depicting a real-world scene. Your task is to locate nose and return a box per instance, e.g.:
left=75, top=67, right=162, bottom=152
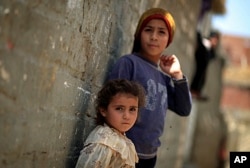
left=123, top=111, right=129, bottom=119
left=151, top=31, right=157, bottom=40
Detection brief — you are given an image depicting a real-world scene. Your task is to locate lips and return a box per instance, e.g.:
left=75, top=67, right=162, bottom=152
left=148, top=44, right=158, bottom=48
left=122, top=122, right=130, bottom=125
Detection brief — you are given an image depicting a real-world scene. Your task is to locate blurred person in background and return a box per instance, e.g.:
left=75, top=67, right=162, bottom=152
left=190, top=30, right=220, bottom=101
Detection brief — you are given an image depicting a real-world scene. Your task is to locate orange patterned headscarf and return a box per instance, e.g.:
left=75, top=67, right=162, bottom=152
left=132, top=8, right=176, bottom=52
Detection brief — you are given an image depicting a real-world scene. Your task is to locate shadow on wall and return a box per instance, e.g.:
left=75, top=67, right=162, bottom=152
left=65, top=83, right=92, bottom=168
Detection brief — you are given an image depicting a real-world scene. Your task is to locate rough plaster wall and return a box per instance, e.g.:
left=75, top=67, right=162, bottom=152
left=0, top=0, right=202, bottom=168
left=0, top=0, right=142, bottom=167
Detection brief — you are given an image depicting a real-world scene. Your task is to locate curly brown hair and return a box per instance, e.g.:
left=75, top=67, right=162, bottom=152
left=95, top=79, right=146, bottom=125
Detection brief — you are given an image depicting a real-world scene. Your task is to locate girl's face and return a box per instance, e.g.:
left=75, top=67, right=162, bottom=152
left=100, top=93, right=139, bottom=134
left=140, top=19, right=169, bottom=64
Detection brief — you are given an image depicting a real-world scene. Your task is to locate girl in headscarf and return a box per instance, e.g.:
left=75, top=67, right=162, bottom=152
left=108, top=8, right=192, bottom=168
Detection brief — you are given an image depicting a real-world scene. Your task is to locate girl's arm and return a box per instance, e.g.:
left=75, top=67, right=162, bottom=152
left=75, top=144, right=113, bottom=168
left=160, top=54, right=192, bottom=116
left=167, top=78, right=192, bottom=116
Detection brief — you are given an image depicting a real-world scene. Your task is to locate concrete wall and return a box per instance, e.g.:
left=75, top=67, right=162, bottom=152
left=0, top=0, right=201, bottom=168
left=189, top=57, right=227, bottom=168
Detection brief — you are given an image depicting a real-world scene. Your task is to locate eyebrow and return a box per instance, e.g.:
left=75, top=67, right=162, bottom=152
left=112, top=105, right=139, bottom=108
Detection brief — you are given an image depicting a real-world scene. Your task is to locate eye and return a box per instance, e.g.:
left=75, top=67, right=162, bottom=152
left=115, top=107, right=124, bottom=111
left=129, top=107, right=138, bottom=113
left=159, top=30, right=166, bottom=34
left=143, top=27, right=152, bottom=32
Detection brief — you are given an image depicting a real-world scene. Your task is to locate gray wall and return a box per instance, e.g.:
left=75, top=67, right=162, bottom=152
left=189, top=57, right=227, bottom=168
left=0, top=0, right=205, bottom=168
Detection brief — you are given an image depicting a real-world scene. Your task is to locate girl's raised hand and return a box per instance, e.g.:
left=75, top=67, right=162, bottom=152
left=159, top=55, right=183, bottom=80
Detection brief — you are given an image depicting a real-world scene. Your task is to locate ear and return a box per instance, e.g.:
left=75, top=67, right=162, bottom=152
left=99, top=108, right=107, bottom=117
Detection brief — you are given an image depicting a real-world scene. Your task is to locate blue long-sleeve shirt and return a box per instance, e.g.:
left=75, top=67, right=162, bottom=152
left=107, top=53, right=192, bottom=159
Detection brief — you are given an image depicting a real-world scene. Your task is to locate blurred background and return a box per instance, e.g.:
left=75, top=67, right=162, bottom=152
left=0, top=0, right=249, bottom=168
left=212, top=0, right=250, bottom=167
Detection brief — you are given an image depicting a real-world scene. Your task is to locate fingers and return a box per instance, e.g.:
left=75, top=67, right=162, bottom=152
left=160, top=55, right=176, bottom=65
left=161, top=54, right=177, bottom=61
left=160, top=55, right=183, bottom=79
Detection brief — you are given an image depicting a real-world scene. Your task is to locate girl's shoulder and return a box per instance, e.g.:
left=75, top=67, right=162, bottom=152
left=117, top=54, right=136, bottom=61
left=84, top=125, right=138, bottom=165
left=117, top=53, right=152, bottom=67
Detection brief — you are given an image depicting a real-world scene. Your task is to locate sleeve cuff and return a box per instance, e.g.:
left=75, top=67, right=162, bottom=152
left=172, top=75, right=188, bottom=84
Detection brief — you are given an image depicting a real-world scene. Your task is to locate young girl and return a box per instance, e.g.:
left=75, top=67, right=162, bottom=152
left=75, top=79, right=146, bottom=168
left=107, top=8, right=192, bottom=168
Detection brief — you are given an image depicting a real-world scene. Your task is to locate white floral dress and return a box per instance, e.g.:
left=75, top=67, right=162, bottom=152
left=75, top=124, right=138, bottom=168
